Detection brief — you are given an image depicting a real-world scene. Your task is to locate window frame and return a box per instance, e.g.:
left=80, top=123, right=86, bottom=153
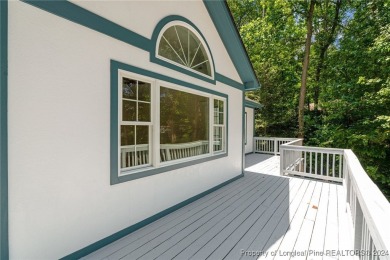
left=112, top=63, right=228, bottom=184
left=158, top=82, right=212, bottom=166
left=118, top=71, right=155, bottom=173
left=213, top=98, right=226, bottom=154
left=155, top=20, right=215, bottom=81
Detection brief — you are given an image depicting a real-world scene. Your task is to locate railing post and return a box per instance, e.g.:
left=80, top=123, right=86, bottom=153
left=354, top=201, right=364, bottom=251
left=343, top=155, right=349, bottom=206
left=274, top=138, right=277, bottom=155
left=280, top=145, right=284, bottom=176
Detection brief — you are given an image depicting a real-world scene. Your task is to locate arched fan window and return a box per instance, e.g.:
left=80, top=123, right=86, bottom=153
left=157, top=22, right=213, bottom=78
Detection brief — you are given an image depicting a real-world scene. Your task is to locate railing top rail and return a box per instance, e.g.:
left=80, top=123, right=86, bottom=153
left=344, top=149, right=390, bottom=252
left=281, top=144, right=344, bottom=154
left=282, top=139, right=303, bottom=146
left=254, top=137, right=298, bottom=141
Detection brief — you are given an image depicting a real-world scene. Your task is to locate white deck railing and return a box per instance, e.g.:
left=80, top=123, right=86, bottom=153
left=253, top=137, right=297, bottom=155
left=343, top=150, right=390, bottom=260
left=269, top=137, right=390, bottom=259
left=280, top=142, right=344, bottom=183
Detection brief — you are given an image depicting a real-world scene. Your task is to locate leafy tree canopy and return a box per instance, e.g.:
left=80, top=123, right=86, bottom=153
left=228, top=0, right=390, bottom=198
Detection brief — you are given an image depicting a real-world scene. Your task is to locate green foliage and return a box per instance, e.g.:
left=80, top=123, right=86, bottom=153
left=315, top=4, right=390, bottom=197
left=228, top=0, right=306, bottom=136
left=228, top=0, right=390, bottom=198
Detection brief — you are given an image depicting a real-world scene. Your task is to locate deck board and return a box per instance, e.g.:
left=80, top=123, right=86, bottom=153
left=243, top=178, right=308, bottom=260
left=140, top=176, right=281, bottom=259
left=168, top=177, right=287, bottom=260
left=308, top=182, right=330, bottom=258
left=292, top=182, right=323, bottom=260
left=324, top=184, right=339, bottom=259
left=337, top=185, right=354, bottom=260
left=274, top=181, right=318, bottom=259
left=83, top=154, right=354, bottom=260
left=108, top=176, right=269, bottom=259
left=223, top=178, right=300, bottom=260
left=199, top=178, right=288, bottom=259
left=86, top=174, right=259, bottom=259
left=257, top=179, right=313, bottom=259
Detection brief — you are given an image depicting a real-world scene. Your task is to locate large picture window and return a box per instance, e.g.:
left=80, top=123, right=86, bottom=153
left=160, top=87, right=210, bottom=162
left=117, top=70, right=227, bottom=179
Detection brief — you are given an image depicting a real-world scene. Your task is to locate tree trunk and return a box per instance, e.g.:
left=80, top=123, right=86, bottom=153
left=298, top=0, right=315, bottom=139
left=314, top=0, right=342, bottom=111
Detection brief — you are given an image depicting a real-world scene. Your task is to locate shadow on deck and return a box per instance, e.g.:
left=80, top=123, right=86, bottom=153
left=84, top=155, right=352, bottom=260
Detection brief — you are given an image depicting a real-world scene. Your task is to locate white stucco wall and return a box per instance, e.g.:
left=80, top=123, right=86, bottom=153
left=8, top=1, right=244, bottom=259
left=245, top=107, right=255, bottom=154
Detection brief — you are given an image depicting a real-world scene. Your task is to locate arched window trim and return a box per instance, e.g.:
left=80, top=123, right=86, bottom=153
left=155, top=20, right=215, bottom=80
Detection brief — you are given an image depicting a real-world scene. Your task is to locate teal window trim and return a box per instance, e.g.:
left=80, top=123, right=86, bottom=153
left=150, top=15, right=216, bottom=85
left=111, top=60, right=229, bottom=185
left=0, top=0, right=8, bottom=258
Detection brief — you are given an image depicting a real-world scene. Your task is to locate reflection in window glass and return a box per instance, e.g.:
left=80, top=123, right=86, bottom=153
left=122, top=79, right=151, bottom=122
left=120, top=77, right=151, bottom=169
left=214, top=126, right=223, bottom=152
left=122, top=100, right=136, bottom=121
left=158, top=25, right=212, bottom=77
left=121, top=125, right=135, bottom=146
left=160, top=86, right=209, bottom=162
left=122, top=78, right=136, bottom=99
left=138, top=81, right=151, bottom=102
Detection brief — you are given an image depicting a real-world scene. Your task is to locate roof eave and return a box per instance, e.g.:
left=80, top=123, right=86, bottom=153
left=245, top=99, right=262, bottom=109
left=203, top=0, right=260, bottom=91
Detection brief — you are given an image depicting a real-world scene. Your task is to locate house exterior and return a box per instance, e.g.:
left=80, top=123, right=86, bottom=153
left=0, top=0, right=260, bottom=259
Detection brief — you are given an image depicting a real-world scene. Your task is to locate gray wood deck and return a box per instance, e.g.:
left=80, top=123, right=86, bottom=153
left=83, top=154, right=353, bottom=260
left=245, top=153, right=280, bottom=176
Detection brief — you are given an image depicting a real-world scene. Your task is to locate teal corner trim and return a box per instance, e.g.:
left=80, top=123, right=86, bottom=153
left=253, top=108, right=256, bottom=139
left=111, top=60, right=229, bottom=185
left=61, top=172, right=243, bottom=259
left=241, top=92, right=245, bottom=174
left=203, top=0, right=260, bottom=91
left=244, top=99, right=262, bottom=109
left=150, top=15, right=216, bottom=85
left=244, top=112, right=247, bottom=145
left=0, top=0, right=9, bottom=259
left=22, top=0, right=152, bottom=52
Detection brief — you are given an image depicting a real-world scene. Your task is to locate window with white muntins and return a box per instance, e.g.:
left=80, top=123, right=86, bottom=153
left=157, top=21, right=214, bottom=79
left=119, top=72, right=226, bottom=175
